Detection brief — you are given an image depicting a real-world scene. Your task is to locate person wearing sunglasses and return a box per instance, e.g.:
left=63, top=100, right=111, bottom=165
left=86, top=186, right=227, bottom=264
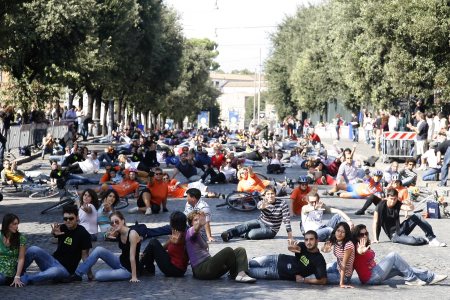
left=72, top=211, right=141, bottom=282
left=352, top=224, right=447, bottom=286
left=21, top=205, right=92, bottom=285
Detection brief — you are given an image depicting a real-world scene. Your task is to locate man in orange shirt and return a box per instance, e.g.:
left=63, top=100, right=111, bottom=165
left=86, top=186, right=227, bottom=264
left=290, top=176, right=315, bottom=216
left=129, top=168, right=169, bottom=215
left=237, top=166, right=269, bottom=193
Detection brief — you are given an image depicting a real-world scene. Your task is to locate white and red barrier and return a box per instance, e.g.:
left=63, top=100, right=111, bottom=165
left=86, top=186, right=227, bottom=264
left=381, top=131, right=416, bottom=162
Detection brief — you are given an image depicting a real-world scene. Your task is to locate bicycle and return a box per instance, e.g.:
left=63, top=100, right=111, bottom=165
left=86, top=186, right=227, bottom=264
left=40, top=186, right=79, bottom=214
left=409, top=188, right=449, bottom=217
left=0, top=179, right=59, bottom=199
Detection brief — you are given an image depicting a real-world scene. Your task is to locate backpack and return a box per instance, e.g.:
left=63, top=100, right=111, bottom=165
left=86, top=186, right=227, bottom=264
left=19, top=146, right=31, bottom=156
left=267, top=164, right=284, bottom=174
left=130, top=221, right=149, bottom=239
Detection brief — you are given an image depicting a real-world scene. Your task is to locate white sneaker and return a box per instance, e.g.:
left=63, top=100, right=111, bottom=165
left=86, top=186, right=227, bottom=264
left=429, top=238, right=447, bottom=247
left=128, top=207, right=140, bottom=214
left=145, top=207, right=152, bottom=215
left=429, top=274, right=447, bottom=285
left=405, top=278, right=427, bottom=286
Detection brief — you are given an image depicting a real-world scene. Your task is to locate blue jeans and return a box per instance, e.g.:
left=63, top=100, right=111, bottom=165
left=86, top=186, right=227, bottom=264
left=98, top=152, right=115, bottom=167
left=391, top=214, right=435, bottom=245
left=0, top=273, right=6, bottom=285
left=75, top=246, right=131, bottom=282
left=229, top=219, right=277, bottom=240
left=367, top=252, right=434, bottom=284
left=440, top=147, right=450, bottom=185
left=66, top=174, right=99, bottom=186
left=352, top=127, right=359, bottom=142
left=21, top=246, right=70, bottom=285
left=247, top=255, right=280, bottom=279
left=422, top=168, right=440, bottom=181
left=315, top=214, right=344, bottom=242
left=144, top=224, right=171, bottom=239
left=326, top=261, right=352, bottom=284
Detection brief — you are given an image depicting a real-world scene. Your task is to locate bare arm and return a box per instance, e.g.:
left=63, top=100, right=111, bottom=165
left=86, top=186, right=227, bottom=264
left=11, top=245, right=26, bottom=287
left=372, top=211, right=379, bottom=243
left=339, top=247, right=354, bottom=288
left=205, top=221, right=215, bottom=242
left=129, top=231, right=141, bottom=282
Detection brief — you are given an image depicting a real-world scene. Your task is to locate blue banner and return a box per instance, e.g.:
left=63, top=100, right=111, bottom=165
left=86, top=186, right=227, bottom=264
left=197, top=111, right=210, bottom=128
left=229, top=111, right=239, bottom=125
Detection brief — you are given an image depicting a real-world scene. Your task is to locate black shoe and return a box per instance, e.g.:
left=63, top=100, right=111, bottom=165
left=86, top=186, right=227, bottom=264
left=163, top=207, right=169, bottom=212
left=367, top=210, right=374, bottom=215
left=221, top=231, right=230, bottom=242
left=70, top=274, right=82, bottom=282
left=355, top=210, right=365, bottom=215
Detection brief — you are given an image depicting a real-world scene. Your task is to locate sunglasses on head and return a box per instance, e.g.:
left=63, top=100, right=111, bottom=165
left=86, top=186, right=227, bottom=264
left=63, top=217, right=75, bottom=221
left=110, top=219, right=120, bottom=226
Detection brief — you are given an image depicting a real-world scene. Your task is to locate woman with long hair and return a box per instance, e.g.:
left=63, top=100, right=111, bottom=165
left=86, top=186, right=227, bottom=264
left=73, top=211, right=141, bottom=282
left=322, top=222, right=354, bottom=288
left=78, top=189, right=100, bottom=241
left=352, top=224, right=446, bottom=286
left=98, top=189, right=120, bottom=240
left=0, top=213, right=26, bottom=287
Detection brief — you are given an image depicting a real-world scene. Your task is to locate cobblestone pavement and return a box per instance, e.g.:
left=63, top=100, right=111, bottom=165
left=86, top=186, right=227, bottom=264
left=1, top=146, right=449, bottom=299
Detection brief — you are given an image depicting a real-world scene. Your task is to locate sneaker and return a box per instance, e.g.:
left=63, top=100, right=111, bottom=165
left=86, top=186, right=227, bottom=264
left=70, top=274, right=83, bottom=282
left=128, top=207, right=140, bottom=214
left=429, top=274, right=447, bottom=285
left=235, top=274, right=256, bottom=283
left=367, top=210, right=375, bottom=215
left=145, top=207, right=152, bottom=215
left=429, top=238, right=447, bottom=247
left=162, top=207, right=169, bottom=213
left=221, top=231, right=230, bottom=242
left=354, top=210, right=365, bottom=215
left=405, top=278, right=427, bottom=286
left=322, top=191, right=334, bottom=196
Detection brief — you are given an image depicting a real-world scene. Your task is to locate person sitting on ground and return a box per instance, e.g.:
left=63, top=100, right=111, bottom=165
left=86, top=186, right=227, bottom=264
left=101, top=168, right=140, bottom=199
left=335, top=170, right=383, bottom=199
left=128, top=168, right=169, bottom=215
left=49, top=161, right=99, bottom=187
left=41, top=133, right=58, bottom=159
left=201, top=156, right=237, bottom=184
left=171, top=152, right=202, bottom=183
left=140, top=211, right=188, bottom=277
left=398, top=158, right=418, bottom=187
left=323, top=151, right=360, bottom=196
left=301, top=193, right=354, bottom=242
left=99, top=166, right=122, bottom=185
left=372, top=188, right=446, bottom=247
left=97, top=189, right=120, bottom=241
left=247, top=231, right=327, bottom=285
left=185, top=210, right=256, bottom=283
left=193, top=145, right=211, bottom=172
left=321, top=222, right=355, bottom=288
left=267, top=151, right=286, bottom=174
left=184, top=188, right=215, bottom=242
left=236, top=166, right=270, bottom=194
left=163, top=173, right=223, bottom=199
left=421, top=141, right=441, bottom=181
left=383, top=161, right=399, bottom=186
left=66, top=151, right=100, bottom=175
left=0, top=213, right=26, bottom=287
left=71, top=211, right=141, bottom=282
left=290, top=176, right=315, bottom=217
left=78, top=189, right=100, bottom=241
left=352, top=224, right=447, bottom=286
left=20, top=205, right=92, bottom=285
left=1, top=160, right=29, bottom=185
left=221, top=185, right=292, bottom=242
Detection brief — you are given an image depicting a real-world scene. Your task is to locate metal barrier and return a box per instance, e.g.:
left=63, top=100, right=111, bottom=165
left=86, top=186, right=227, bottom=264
left=381, top=131, right=416, bottom=162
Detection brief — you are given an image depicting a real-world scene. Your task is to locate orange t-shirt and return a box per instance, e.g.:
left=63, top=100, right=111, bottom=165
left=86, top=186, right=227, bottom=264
left=290, top=186, right=311, bottom=215
left=168, top=179, right=187, bottom=198
left=396, top=186, right=409, bottom=202
left=237, top=173, right=268, bottom=193
left=147, top=180, right=169, bottom=205
left=111, top=179, right=140, bottom=198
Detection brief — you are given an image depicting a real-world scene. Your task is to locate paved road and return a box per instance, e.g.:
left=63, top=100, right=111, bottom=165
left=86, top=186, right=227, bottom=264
left=1, top=145, right=449, bottom=299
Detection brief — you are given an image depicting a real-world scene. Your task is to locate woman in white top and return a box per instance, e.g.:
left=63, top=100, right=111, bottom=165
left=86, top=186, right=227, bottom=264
left=78, top=189, right=100, bottom=241
left=363, top=112, right=374, bottom=145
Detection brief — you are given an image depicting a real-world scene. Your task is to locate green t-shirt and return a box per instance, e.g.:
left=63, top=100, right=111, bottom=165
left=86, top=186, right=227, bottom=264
left=0, top=233, right=26, bottom=277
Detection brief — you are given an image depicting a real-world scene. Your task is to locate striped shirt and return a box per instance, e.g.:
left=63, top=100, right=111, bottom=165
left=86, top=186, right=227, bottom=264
left=333, top=241, right=355, bottom=278
left=257, top=198, right=291, bottom=233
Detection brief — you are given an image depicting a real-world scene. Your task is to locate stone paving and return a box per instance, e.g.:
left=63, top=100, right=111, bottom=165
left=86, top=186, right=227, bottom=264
left=1, top=141, right=449, bottom=299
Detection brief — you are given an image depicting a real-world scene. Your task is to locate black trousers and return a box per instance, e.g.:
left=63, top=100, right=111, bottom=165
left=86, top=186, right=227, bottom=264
left=141, top=238, right=186, bottom=277
left=201, top=167, right=226, bottom=183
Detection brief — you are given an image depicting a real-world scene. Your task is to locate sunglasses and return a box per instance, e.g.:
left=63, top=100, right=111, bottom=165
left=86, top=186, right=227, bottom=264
left=155, top=173, right=162, bottom=175
left=110, top=219, right=121, bottom=226
left=63, top=217, right=75, bottom=221
left=359, top=232, right=369, bottom=237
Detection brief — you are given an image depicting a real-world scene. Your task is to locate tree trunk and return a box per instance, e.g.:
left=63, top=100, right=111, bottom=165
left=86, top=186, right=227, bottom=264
left=87, top=92, right=94, bottom=116
left=102, top=101, right=109, bottom=136
left=118, top=96, right=124, bottom=126
left=68, top=92, right=75, bottom=108
left=94, top=91, right=102, bottom=120
left=78, top=92, right=84, bottom=110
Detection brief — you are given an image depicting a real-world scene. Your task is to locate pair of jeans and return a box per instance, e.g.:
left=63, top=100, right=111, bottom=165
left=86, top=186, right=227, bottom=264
left=66, top=174, right=98, bottom=186
left=192, top=247, right=248, bottom=280
left=326, top=261, right=352, bottom=284
left=367, top=252, right=434, bottom=284
left=247, top=255, right=279, bottom=279
left=21, top=246, right=70, bottom=285
left=140, top=239, right=186, bottom=277
left=315, top=214, right=345, bottom=242
left=391, top=214, right=435, bottom=245
left=76, top=246, right=131, bottom=281
left=228, top=219, right=276, bottom=240
left=440, top=146, right=450, bottom=185
left=365, top=129, right=373, bottom=144
left=352, top=127, right=359, bottom=142
left=422, top=167, right=440, bottom=181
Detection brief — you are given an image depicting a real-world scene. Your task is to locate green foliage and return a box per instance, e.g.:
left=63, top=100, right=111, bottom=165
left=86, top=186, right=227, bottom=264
left=266, top=0, right=450, bottom=116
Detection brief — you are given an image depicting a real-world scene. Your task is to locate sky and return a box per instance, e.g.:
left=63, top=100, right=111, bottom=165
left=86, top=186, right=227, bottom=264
left=164, top=0, right=322, bottom=73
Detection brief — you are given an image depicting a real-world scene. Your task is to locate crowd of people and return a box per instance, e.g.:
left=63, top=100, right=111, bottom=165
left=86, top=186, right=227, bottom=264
left=0, top=110, right=448, bottom=290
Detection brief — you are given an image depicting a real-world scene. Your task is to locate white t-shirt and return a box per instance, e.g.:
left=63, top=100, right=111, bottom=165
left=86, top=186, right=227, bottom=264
left=79, top=204, right=98, bottom=234
left=78, top=156, right=100, bottom=174
left=422, top=149, right=439, bottom=168
left=302, top=209, right=324, bottom=232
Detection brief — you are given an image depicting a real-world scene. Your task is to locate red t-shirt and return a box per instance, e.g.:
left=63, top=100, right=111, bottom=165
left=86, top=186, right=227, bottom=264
left=147, top=180, right=169, bottom=205
left=211, top=153, right=225, bottom=170
left=353, top=249, right=376, bottom=284
left=167, top=240, right=188, bottom=271
left=290, top=186, right=311, bottom=215
left=310, top=133, right=321, bottom=143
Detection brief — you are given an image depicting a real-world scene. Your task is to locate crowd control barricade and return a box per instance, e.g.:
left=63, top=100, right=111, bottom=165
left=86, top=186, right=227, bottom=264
left=51, top=121, right=69, bottom=140
left=381, top=131, right=416, bottom=162
left=31, top=123, right=48, bottom=146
